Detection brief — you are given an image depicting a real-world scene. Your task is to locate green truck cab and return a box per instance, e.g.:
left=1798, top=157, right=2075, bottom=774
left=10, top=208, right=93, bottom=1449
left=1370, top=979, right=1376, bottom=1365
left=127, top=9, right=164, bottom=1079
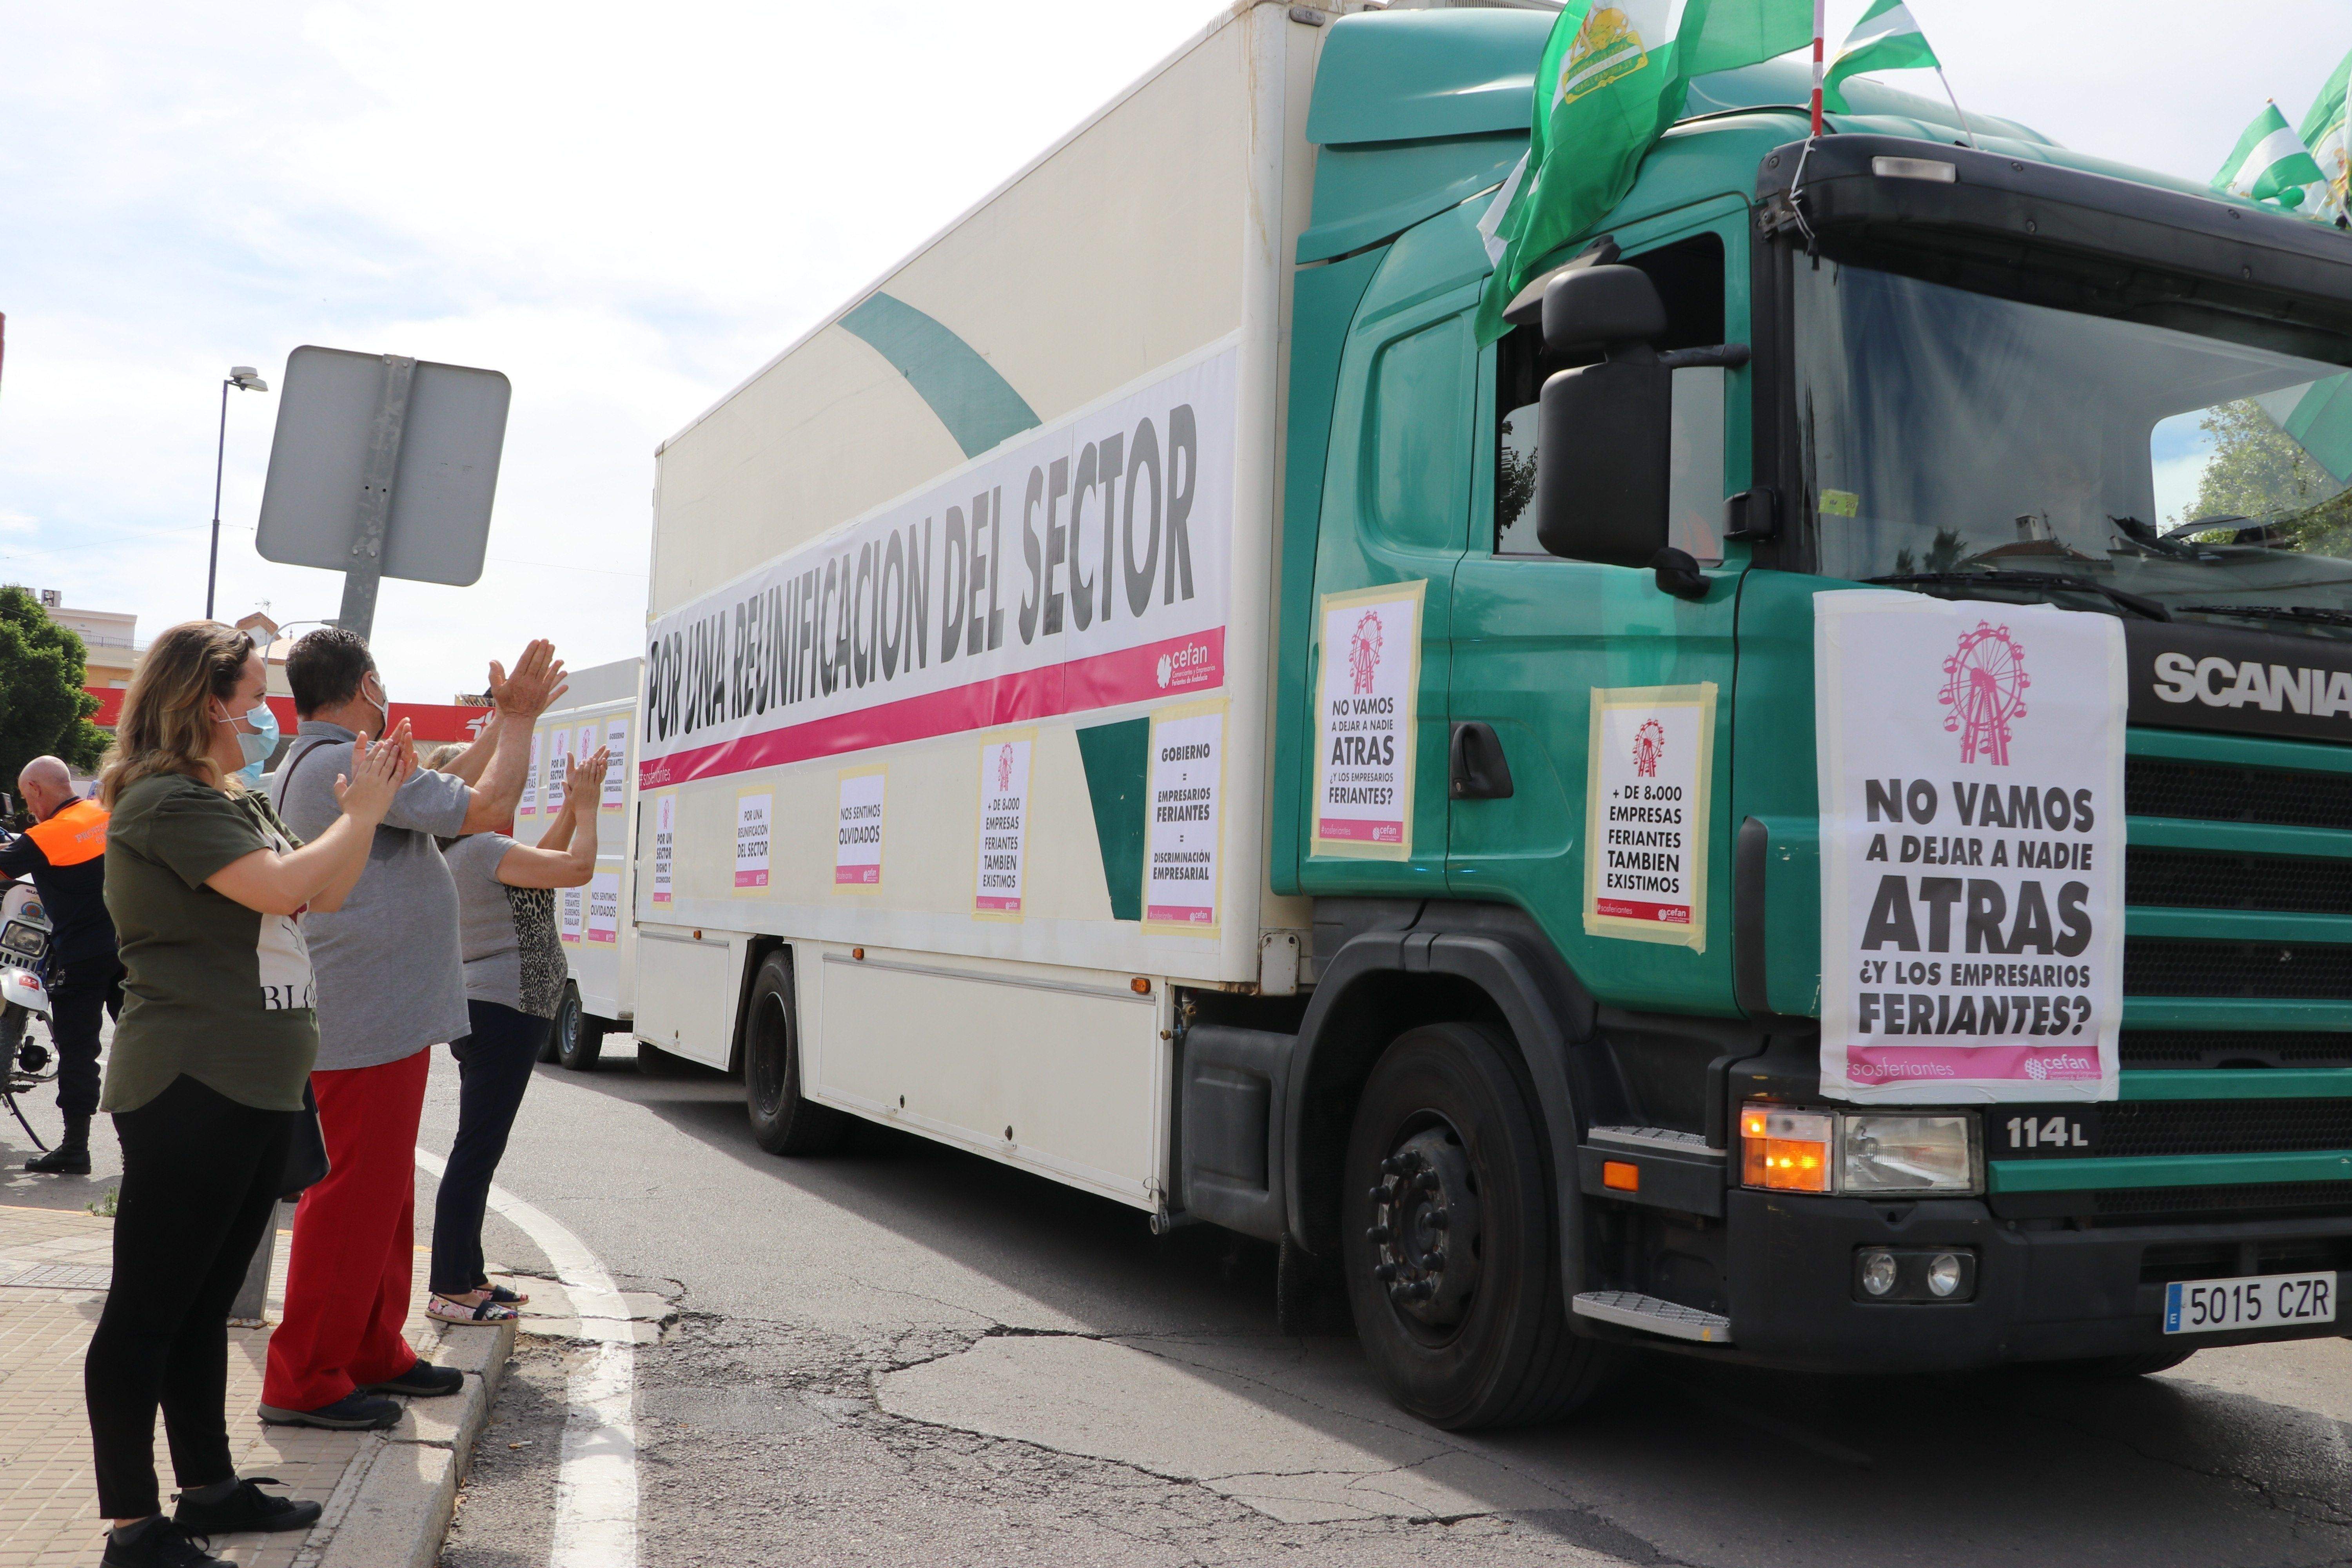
left=1237, top=8, right=2352, bottom=1426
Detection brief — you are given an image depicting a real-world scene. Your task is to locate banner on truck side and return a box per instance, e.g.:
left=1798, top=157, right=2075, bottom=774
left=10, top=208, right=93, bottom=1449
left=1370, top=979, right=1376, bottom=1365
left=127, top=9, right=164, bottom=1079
left=1817, top=592, right=2126, bottom=1103
left=735, top=790, right=771, bottom=891
left=559, top=885, right=583, bottom=946
left=587, top=871, right=620, bottom=944
left=519, top=731, right=541, bottom=817
left=651, top=793, right=675, bottom=907
left=1143, top=699, right=1226, bottom=935
left=1311, top=581, right=1425, bottom=861
left=972, top=732, right=1033, bottom=919
left=1584, top=683, right=1715, bottom=951
left=545, top=728, right=569, bottom=815
left=638, top=339, right=1239, bottom=790
left=601, top=719, right=627, bottom=811
left=835, top=766, right=886, bottom=889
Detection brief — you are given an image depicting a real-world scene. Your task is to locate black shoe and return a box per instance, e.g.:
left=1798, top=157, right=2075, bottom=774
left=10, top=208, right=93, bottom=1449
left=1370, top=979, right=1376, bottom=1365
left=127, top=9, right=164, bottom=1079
left=363, top=1358, right=464, bottom=1397
left=172, top=1476, right=323, bottom=1535
left=255, top=1390, right=403, bottom=1430
left=99, top=1516, right=231, bottom=1568
left=23, top=1143, right=90, bottom=1174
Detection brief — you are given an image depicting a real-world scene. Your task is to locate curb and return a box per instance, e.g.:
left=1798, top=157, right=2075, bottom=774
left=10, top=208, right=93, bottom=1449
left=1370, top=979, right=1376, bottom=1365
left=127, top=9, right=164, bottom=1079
left=301, top=1314, right=518, bottom=1568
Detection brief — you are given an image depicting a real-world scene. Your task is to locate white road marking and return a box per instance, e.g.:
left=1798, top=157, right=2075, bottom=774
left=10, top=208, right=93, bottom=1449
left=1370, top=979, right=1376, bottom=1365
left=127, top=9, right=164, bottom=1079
left=417, top=1148, right=639, bottom=1568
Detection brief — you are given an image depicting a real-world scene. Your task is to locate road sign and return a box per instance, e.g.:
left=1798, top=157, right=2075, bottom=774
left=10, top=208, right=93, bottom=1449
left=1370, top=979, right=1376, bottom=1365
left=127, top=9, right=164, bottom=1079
left=254, top=346, right=510, bottom=639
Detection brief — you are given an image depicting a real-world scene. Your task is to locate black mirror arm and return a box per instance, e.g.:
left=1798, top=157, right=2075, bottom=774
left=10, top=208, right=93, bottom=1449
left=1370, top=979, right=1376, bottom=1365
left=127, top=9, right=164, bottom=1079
left=1655, top=342, right=1751, bottom=371
left=1648, top=547, right=1710, bottom=601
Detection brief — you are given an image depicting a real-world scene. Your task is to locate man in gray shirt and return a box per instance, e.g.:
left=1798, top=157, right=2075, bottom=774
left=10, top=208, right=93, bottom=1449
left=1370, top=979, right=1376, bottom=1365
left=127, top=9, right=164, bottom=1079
left=259, top=628, right=564, bottom=1429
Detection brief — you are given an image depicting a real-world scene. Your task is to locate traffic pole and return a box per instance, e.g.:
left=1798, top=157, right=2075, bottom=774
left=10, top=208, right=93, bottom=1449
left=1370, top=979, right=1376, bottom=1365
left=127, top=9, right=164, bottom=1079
left=1810, top=0, right=1825, bottom=137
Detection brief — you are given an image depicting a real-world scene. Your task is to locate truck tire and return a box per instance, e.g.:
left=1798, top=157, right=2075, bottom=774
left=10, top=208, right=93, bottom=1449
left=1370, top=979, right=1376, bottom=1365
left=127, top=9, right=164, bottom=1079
left=744, top=952, right=848, bottom=1156
left=552, top=984, right=604, bottom=1071
left=1341, top=1022, right=1618, bottom=1430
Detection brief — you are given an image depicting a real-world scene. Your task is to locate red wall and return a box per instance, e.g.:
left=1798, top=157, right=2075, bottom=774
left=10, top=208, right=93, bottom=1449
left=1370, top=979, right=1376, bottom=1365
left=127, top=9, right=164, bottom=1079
left=84, top=689, right=493, bottom=744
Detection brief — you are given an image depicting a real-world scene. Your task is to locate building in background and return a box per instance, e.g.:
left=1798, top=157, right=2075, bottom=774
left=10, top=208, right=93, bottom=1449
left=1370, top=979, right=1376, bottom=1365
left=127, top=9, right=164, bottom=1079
left=39, top=589, right=138, bottom=689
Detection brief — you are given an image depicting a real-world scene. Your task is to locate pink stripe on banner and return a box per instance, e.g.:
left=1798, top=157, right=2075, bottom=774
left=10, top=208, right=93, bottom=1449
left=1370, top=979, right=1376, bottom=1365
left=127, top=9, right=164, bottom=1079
left=1842, top=1044, right=2104, bottom=1086
left=1317, top=818, right=1403, bottom=844
left=639, top=628, right=1225, bottom=788
left=1595, top=898, right=1691, bottom=924
left=1148, top=904, right=1214, bottom=925
left=735, top=870, right=768, bottom=889
left=975, top=895, right=1020, bottom=912
left=836, top=866, right=879, bottom=886
left=588, top=930, right=617, bottom=945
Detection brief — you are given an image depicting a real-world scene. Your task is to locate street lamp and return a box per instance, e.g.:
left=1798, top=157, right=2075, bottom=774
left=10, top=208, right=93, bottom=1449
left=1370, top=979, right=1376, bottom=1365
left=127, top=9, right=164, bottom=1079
left=207, top=365, right=270, bottom=622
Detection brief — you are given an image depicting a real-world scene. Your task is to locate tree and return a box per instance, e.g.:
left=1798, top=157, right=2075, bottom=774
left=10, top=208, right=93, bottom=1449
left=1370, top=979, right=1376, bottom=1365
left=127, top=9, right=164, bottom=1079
left=2183, top=398, right=2352, bottom=550
left=0, top=586, right=107, bottom=799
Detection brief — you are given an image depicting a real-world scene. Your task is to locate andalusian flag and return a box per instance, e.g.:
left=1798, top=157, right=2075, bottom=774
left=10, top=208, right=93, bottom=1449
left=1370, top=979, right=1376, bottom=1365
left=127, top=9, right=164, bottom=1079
left=2212, top=102, right=2328, bottom=212
left=1475, top=0, right=1811, bottom=345
left=1820, top=0, right=1937, bottom=114
left=2299, top=49, right=2352, bottom=223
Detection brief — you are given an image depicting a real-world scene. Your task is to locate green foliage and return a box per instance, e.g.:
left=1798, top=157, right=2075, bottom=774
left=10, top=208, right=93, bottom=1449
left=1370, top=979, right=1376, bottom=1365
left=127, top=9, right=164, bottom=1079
left=0, top=586, right=107, bottom=795
left=2184, top=399, right=2352, bottom=550
left=1497, top=443, right=1537, bottom=542
left=85, top=1186, right=117, bottom=1220
left=1891, top=527, right=1972, bottom=576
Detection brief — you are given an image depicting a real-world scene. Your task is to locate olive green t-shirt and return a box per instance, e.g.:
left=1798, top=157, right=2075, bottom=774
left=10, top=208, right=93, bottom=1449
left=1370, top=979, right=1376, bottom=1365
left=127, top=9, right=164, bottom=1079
left=100, top=773, right=320, bottom=1113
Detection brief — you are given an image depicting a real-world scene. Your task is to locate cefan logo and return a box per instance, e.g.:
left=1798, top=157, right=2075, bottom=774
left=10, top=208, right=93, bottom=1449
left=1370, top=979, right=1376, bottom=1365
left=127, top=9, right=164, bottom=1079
left=1631, top=718, right=1664, bottom=778
left=1347, top=611, right=1385, bottom=695
left=1940, top=622, right=2030, bottom=766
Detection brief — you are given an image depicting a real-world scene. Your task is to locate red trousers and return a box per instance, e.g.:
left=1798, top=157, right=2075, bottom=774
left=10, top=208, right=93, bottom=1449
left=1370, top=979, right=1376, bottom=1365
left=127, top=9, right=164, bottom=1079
left=261, top=1049, right=429, bottom=1411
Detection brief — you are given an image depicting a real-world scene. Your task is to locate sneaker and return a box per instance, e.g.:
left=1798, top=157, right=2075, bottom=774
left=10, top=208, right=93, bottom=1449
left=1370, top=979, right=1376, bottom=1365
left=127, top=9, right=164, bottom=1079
left=172, top=1476, right=323, bottom=1535
left=99, top=1517, right=230, bottom=1568
left=363, top=1359, right=465, bottom=1397
left=256, top=1391, right=402, bottom=1430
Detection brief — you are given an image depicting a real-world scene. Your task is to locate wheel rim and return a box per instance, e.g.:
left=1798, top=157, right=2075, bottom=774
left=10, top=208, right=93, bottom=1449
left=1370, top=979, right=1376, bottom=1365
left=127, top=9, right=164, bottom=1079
left=558, top=996, right=579, bottom=1055
left=748, top=994, right=788, bottom=1120
left=1364, top=1116, right=1485, bottom=1342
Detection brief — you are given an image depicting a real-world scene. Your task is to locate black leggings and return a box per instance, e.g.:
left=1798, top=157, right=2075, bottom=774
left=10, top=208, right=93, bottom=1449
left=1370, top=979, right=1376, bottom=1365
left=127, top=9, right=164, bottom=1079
left=86, top=1074, right=292, bottom=1519
left=429, top=999, right=551, bottom=1297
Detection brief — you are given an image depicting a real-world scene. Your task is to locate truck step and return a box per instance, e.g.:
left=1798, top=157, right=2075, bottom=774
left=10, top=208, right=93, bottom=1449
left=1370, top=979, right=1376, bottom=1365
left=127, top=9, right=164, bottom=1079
left=1572, top=1290, right=1734, bottom=1344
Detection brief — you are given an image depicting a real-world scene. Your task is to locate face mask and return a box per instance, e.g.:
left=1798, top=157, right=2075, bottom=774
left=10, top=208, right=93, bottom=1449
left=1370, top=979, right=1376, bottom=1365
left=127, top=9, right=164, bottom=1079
left=363, top=675, right=391, bottom=741
left=223, top=700, right=279, bottom=787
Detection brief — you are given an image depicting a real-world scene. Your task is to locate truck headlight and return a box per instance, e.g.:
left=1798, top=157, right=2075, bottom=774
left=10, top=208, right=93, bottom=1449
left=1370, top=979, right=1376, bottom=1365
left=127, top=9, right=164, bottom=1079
left=1841, top=1114, right=1977, bottom=1194
left=1740, top=1103, right=1980, bottom=1196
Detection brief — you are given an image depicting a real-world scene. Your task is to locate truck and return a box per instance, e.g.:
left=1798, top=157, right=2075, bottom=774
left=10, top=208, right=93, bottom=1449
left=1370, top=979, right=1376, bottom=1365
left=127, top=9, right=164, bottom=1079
left=517, top=658, right=643, bottom=1069
left=618, top=0, right=2352, bottom=1429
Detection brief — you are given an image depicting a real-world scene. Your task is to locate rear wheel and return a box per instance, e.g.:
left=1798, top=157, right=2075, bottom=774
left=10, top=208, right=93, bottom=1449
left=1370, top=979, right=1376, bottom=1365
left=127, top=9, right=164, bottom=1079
left=744, top=953, right=848, bottom=1156
left=552, top=984, right=604, bottom=1071
left=1341, top=1022, right=1619, bottom=1429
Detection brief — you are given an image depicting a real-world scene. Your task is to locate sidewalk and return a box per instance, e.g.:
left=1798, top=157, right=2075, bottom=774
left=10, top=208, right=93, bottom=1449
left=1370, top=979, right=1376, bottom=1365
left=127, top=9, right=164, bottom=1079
left=0, top=1203, right=514, bottom=1568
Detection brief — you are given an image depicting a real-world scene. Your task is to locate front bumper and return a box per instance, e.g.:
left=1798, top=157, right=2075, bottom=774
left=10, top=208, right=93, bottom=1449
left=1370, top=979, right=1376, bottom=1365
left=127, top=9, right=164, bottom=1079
left=1713, top=1189, right=2352, bottom=1372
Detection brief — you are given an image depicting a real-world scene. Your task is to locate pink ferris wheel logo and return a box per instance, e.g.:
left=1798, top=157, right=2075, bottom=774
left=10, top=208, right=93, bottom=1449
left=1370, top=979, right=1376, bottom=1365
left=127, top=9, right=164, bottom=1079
left=1347, top=610, right=1385, bottom=695
left=1940, top=621, right=2029, bottom=766
left=995, top=744, right=1015, bottom=793
left=1632, top=719, right=1665, bottom=778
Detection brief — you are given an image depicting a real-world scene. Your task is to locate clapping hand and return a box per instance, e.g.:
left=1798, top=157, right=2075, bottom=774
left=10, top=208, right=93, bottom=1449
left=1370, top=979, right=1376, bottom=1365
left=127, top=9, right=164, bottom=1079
left=489, top=640, right=568, bottom=721
left=568, top=746, right=612, bottom=802
left=332, top=720, right=415, bottom=827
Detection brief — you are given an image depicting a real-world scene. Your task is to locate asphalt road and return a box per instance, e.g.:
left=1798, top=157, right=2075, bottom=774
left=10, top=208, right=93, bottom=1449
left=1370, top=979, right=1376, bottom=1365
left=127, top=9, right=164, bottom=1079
left=400, top=1042, right=2352, bottom=1568
left=15, top=1039, right=2352, bottom=1566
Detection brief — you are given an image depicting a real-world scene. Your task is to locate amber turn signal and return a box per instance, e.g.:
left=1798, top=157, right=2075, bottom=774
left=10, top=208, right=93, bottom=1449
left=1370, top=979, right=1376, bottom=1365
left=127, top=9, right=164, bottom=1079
left=1601, top=1160, right=1639, bottom=1192
left=1740, top=1103, right=1833, bottom=1193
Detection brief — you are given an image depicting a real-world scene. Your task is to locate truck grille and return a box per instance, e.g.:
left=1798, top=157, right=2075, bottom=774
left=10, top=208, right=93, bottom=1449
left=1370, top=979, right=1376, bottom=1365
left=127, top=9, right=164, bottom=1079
left=2122, top=1030, right=2352, bottom=1068
left=2126, top=846, right=2352, bottom=915
left=2126, top=756, right=2352, bottom=829
left=2092, top=1181, right=2352, bottom=1223
left=2100, top=1099, right=2352, bottom=1158
left=2122, top=938, right=2352, bottom=998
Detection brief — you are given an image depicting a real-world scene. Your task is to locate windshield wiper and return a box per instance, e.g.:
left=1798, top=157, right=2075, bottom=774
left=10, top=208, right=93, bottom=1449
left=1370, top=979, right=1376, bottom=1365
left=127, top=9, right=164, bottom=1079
left=2177, top=603, right=2352, bottom=629
left=1866, top=571, right=2172, bottom=621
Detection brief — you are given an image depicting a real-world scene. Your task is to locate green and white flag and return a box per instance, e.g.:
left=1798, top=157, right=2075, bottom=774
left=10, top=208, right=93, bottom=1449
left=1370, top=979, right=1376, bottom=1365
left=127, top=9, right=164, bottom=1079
left=1475, top=0, right=1811, bottom=345
left=2213, top=101, right=2328, bottom=212
left=1820, top=0, right=1937, bottom=115
left=2298, top=49, right=2352, bottom=223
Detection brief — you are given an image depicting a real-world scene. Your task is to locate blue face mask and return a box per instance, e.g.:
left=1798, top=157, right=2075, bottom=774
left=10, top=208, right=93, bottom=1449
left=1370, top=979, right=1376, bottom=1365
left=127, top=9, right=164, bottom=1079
left=231, top=701, right=279, bottom=788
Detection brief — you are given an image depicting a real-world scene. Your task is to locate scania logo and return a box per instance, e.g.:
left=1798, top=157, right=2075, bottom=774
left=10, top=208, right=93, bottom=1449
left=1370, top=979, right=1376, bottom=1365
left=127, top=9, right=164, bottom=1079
left=2151, top=652, right=2352, bottom=717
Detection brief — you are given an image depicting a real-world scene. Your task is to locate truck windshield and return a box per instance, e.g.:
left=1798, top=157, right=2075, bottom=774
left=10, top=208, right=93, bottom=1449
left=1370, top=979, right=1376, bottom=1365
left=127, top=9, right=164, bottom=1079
left=1796, top=260, right=2352, bottom=631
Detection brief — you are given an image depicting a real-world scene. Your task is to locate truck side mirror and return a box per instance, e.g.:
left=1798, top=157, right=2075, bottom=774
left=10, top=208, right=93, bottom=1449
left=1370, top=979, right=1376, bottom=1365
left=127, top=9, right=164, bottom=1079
left=1534, top=266, right=1670, bottom=567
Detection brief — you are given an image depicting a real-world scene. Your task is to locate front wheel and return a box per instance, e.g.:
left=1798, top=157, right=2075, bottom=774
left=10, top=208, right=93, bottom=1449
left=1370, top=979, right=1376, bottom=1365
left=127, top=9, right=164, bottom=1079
left=552, top=984, right=605, bottom=1071
left=1341, top=1022, right=1619, bottom=1430
left=744, top=953, right=849, bottom=1156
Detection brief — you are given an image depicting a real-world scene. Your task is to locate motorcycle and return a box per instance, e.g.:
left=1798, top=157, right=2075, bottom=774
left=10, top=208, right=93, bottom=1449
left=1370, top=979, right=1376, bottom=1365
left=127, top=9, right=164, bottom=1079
left=0, top=829, right=58, bottom=1149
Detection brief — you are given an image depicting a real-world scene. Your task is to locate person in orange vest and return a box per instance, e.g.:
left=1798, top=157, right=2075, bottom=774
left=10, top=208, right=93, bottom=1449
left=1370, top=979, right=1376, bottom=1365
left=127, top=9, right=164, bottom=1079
left=0, top=755, right=122, bottom=1174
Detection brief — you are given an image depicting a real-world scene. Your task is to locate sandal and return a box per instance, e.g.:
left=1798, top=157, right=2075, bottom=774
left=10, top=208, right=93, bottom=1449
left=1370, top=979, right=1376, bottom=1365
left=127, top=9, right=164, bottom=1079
left=480, top=1283, right=531, bottom=1307
left=428, top=1292, right=519, bottom=1324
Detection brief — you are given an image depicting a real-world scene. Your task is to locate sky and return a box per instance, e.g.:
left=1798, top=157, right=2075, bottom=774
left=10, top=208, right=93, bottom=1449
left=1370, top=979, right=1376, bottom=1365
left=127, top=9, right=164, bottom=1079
left=3, top=0, right=2348, bottom=702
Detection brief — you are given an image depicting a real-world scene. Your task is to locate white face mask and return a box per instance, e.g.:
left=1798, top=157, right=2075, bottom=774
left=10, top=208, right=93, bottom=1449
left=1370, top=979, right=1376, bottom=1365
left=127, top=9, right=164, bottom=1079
left=362, top=674, right=390, bottom=740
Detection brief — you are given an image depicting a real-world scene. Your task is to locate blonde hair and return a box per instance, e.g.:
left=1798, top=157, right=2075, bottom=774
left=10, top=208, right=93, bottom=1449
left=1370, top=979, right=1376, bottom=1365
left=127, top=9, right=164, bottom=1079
left=421, top=743, right=466, bottom=771
left=100, top=621, right=257, bottom=807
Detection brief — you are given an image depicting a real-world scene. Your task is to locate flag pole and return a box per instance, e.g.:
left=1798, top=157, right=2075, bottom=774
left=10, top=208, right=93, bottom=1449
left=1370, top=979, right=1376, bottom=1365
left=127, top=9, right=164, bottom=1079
left=1810, top=0, right=1826, bottom=136
left=1935, top=65, right=1981, bottom=151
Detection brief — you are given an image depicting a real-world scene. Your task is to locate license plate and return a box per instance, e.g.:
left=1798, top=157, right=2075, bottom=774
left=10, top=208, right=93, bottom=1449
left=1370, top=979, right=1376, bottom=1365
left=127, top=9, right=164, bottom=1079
left=2163, top=1272, right=2338, bottom=1335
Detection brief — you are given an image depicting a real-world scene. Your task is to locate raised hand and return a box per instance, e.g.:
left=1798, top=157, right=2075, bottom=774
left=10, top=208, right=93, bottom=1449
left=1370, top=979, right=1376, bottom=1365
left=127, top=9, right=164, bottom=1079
left=332, top=722, right=416, bottom=827
left=571, top=746, right=612, bottom=799
left=489, top=640, right=568, bottom=721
